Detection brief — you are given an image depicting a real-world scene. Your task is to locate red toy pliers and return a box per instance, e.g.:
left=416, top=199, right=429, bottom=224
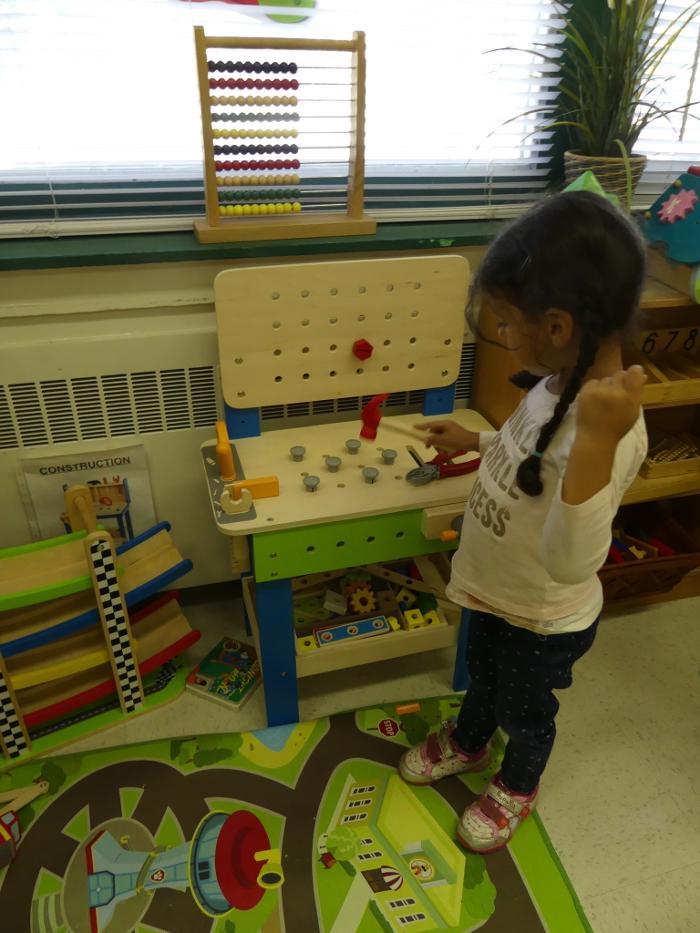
left=405, top=448, right=480, bottom=486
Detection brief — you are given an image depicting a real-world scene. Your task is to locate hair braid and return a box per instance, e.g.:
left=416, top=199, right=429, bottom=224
left=516, top=321, right=600, bottom=497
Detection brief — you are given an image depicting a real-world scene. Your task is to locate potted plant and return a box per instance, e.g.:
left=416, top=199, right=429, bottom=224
left=521, top=0, right=700, bottom=204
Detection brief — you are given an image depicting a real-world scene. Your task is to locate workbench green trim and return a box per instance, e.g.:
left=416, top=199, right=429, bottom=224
left=252, top=510, right=456, bottom=582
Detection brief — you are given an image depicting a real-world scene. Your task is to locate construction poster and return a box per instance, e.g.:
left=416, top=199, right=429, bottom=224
left=19, top=444, right=156, bottom=543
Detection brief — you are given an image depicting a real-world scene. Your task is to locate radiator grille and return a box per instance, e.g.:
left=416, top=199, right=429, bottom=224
left=0, top=366, right=220, bottom=450
left=0, top=343, right=476, bottom=449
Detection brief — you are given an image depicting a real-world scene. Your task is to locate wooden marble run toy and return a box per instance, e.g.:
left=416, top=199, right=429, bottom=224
left=193, top=27, right=375, bottom=243
left=642, top=167, right=700, bottom=301
left=202, top=255, right=493, bottom=726
left=0, top=486, right=199, bottom=768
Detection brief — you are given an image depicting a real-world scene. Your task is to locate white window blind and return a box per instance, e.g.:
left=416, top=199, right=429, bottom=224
left=0, top=0, right=566, bottom=236
left=636, top=3, right=700, bottom=203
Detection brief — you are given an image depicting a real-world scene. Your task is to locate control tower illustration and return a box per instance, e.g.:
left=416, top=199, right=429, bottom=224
left=86, top=810, right=283, bottom=929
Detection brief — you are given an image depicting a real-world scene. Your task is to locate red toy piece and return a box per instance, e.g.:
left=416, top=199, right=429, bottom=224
left=360, top=393, right=389, bottom=439
left=353, top=339, right=374, bottom=361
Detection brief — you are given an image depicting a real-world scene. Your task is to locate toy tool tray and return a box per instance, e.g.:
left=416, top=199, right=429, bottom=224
left=201, top=409, right=491, bottom=534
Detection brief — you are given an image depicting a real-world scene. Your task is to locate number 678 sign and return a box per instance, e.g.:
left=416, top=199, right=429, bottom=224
left=637, top=327, right=699, bottom=356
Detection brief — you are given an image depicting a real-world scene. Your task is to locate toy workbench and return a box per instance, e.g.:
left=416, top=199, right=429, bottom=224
left=201, top=255, right=491, bottom=725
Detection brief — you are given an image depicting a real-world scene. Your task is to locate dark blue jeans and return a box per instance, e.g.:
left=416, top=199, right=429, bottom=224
left=452, top=611, right=599, bottom=794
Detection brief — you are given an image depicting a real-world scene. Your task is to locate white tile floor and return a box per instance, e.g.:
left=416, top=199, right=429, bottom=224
left=60, top=587, right=700, bottom=933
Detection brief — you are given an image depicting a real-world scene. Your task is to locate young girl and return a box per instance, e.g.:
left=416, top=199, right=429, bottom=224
left=399, top=191, right=649, bottom=853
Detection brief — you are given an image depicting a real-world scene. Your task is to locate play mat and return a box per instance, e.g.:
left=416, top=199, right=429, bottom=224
left=0, top=696, right=590, bottom=932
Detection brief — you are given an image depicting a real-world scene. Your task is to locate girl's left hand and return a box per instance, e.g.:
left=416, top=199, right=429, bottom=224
left=576, top=365, right=647, bottom=443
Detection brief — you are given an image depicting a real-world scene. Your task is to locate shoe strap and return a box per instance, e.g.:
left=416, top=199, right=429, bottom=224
left=486, top=782, right=529, bottom=817
left=426, top=728, right=455, bottom=764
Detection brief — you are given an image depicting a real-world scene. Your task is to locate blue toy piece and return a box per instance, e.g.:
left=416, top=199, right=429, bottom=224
left=641, top=169, right=700, bottom=265
left=314, top=615, right=390, bottom=647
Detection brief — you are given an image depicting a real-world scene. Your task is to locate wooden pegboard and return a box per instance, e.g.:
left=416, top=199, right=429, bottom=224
left=214, top=255, right=470, bottom=408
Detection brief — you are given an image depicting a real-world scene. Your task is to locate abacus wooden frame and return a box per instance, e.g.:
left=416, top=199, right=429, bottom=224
left=193, top=27, right=376, bottom=244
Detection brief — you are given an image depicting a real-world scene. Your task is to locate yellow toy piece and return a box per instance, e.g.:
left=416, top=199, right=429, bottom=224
left=423, top=609, right=446, bottom=628
left=348, top=586, right=377, bottom=615
left=395, top=587, right=417, bottom=608
left=387, top=616, right=401, bottom=632
left=296, top=636, right=318, bottom=654
left=404, top=609, right=426, bottom=630
left=231, top=475, right=280, bottom=501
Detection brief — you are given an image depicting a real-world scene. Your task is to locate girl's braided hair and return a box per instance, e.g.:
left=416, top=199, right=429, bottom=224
left=469, top=190, right=646, bottom=497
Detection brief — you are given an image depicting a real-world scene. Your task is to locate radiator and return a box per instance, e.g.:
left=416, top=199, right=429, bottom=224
left=0, top=303, right=476, bottom=586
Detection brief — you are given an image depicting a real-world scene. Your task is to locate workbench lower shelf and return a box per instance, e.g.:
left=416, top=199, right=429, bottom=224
left=242, top=557, right=461, bottom=681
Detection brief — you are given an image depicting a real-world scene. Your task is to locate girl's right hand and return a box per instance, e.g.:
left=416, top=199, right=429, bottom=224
left=413, top=420, right=480, bottom=451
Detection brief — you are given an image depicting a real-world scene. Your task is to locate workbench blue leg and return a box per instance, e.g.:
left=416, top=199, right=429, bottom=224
left=242, top=576, right=253, bottom=638
left=256, top=578, right=299, bottom=726
left=452, top=608, right=471, bottom=692
left=423, top=383, right=456, bottom=416
left=225, top=402, right=261, bottom=439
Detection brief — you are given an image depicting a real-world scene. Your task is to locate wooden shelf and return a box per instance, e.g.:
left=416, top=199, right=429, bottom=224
left=623, top=472, right=700, bottom=504
left=242, top=575, right=459, bottom=680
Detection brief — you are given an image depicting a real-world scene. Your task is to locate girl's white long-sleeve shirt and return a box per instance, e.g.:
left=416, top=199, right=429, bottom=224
left=447, top=378, right=648, bottom=634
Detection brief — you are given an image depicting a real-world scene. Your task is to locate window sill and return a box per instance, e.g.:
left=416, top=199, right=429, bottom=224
left=0, top=220, right=504, bottom=271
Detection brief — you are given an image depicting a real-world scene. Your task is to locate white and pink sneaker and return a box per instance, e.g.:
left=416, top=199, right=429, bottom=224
left=399, top=722, right=489, bottom=785
left=457, top=775, right=537, bottom=852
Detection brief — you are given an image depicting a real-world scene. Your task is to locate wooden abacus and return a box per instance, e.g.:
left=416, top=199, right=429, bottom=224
left=193, top=27, right=376, bottom=243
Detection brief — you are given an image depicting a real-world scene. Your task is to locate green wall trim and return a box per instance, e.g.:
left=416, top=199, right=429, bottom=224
left=0, top=220, right=503, bottom=272
left=252, top=510, right=456, bottom=582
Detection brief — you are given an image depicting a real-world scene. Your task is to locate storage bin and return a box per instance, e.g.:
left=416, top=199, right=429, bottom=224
left=600, top=504, right=700, bottom=602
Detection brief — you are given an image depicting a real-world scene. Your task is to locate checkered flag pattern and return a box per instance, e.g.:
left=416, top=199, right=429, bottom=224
left=0, top=661, right=28, bottom=759
left=89, top=538, right=144, bottom=714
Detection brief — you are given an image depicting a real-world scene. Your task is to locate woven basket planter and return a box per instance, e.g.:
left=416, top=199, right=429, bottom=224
left=564, top=151, right=647, bottom=203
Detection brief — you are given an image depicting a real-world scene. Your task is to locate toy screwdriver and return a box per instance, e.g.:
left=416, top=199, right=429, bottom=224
left=405, top=447, right=480, bottom=486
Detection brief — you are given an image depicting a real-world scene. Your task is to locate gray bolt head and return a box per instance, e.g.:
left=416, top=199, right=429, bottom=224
left=303, top=475, right=320, bottom=492
left=290, top=445, right=306, bottom=462
left=363, top=467, right=379, bottom=484
left=325, top=456, right=342, bottom=473
left=381, top=448, right=398, bottom=465
left=346, top=439, right=361, bottom=454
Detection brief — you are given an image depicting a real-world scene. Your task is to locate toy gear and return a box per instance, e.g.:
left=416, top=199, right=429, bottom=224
left=348, top=586, right=377, bottom=614
left=658, top=188, right=698, bottom=224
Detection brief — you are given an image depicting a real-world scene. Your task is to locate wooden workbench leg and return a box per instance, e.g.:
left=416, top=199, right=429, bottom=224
left=225, top=403, right=261, bottom=440
left=256, top=578, right=299, bottom=726
left=452, top=608, right=471, bottom=692
left=423, top=383, right=457, bottom=416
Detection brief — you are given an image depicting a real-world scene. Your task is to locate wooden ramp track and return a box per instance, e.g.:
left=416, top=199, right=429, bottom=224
left=0, top=523, right=192, bottom=657
left=0, top=530, right=97, bottom=612
left=18, top=592, right=200, bottom=729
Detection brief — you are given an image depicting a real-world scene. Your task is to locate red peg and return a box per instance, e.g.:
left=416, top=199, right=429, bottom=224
left=353, top=339, right=374, bottom=361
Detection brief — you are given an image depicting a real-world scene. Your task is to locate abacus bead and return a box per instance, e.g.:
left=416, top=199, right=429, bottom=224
left=289, top=63, right=298, bottom=74
left=291, top=159, right=300, bottom=170
left=208, top=60, right=216, bottom=71
left=226, top=204, right=236, bottom=215
left=270, top=62, right=280, bottom=73
left=219, top=205, right=226, bottom=216
left=232, top=161, right=240, bottom=170
left=244, top=62, right=254, bottom=73
left=224, top=61, right=234, bottom=73
left=290, top=96, right=298, bottom=106
left=291, top=79, right=299, bottom=90
left=253, top=62, right=263, bottom=73
left=244, top=78, right=253, bottom=89
left=292, top=202, right=302, bottom=212
left=232, top=177, right=242, bottom=186
left=252, top=204, right=262, bottom=215
left=283, top=202, right=292, bottom=213
left=234, top=204, right=243, bottom=216
left=242, top=204, right=252, bottom=215
left=271, top=79, right=281, bottom=90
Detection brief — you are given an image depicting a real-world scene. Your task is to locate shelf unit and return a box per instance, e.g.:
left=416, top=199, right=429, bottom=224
left=469, top=249, right=700, bottom=607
